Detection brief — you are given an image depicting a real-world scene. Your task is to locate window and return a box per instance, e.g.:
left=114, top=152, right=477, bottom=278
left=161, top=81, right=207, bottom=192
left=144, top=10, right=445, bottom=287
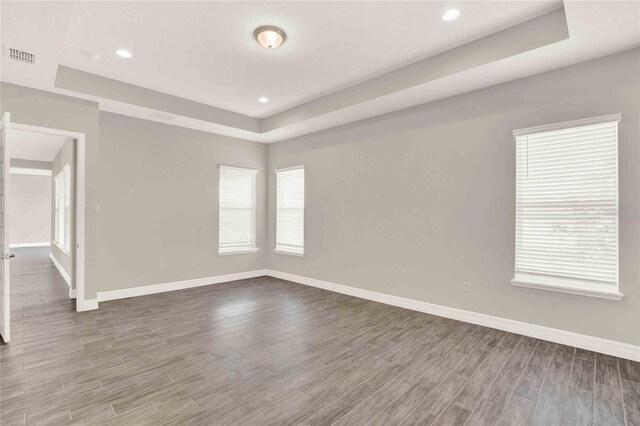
left=218, top=165, right=258, bottom=255
left=54, top=164, right=71, bottom=252
left=275, top=165, right=305, bottom=256
left=512, top=114, right=621, bottom=300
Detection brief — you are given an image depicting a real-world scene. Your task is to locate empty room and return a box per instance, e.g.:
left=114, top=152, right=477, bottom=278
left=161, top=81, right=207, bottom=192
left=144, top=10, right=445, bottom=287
left=0, top=1, right=638, bottom=425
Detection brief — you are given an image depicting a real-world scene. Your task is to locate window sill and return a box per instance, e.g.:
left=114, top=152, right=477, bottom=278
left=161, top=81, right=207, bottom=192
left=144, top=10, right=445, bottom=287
left=511, top=278, right=623, bottom=301
left=52, top=240, right=70, bottom=255
left=274, top=249, right=304, bottom=257
left=218, top=248, right=258, bottom=256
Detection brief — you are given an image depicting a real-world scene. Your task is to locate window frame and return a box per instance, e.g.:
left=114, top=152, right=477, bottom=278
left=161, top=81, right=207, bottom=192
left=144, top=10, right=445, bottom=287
left=275, top=165, right=305, bottom=257
left=511, top=113, right=623, bottom=300
left=217, top=164, right=259, bottom=256
left=53, top=163, right=71, bottom=254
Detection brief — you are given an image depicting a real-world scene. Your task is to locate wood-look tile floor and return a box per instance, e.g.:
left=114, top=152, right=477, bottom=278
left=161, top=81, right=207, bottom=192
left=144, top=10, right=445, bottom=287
left=1, top=248, right=639, bottom=425
left=9, top=247, right=70, bottom=311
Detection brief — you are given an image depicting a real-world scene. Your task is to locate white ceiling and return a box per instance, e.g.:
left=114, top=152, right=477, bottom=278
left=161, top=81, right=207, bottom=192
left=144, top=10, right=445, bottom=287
left=9, top=129, right=68, bottom=162
left=59, top=1, right=560, bottom=118
left=0, top=1, right=638, bottom=143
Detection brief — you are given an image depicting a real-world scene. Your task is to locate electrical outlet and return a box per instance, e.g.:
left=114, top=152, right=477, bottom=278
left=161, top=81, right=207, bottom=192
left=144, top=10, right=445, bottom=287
left=312, top=259, right=319, bottom=269
left=463, top=282, right=471, bottom=293
left=191, top=260, right=197, bottom=269
left=158, top=262, right=166, bottom=271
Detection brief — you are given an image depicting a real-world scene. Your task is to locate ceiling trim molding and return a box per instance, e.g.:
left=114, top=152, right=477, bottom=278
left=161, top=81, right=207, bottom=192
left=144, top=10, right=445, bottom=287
left=52, top=7, right=569, bottom=143
left=54, top=66, right=261, bottom=133
left=262, top=7, right=568, bottom=132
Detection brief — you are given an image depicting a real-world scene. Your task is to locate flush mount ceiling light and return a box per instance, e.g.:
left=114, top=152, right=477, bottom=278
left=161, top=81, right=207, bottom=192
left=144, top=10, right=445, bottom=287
left=254, top=26, right=286, bottom=49
left=442, top=8, right=461, bottom=21
left=258, top=97, right=269, bottom=103
left=116, top=48, right=132, bottom=58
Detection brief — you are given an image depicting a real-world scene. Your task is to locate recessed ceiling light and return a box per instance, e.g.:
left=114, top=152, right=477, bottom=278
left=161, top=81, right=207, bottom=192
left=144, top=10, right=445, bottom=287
left=442, top=9, right=460, bottom=21
left=254, top=26, right=286, bottom=49
left=116, top=49, right=132, bottom=58
left=258, top=97, right=269, bottom=103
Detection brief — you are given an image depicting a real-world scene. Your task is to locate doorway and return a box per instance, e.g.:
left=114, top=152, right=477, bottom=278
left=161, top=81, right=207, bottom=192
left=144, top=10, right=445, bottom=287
left=0, top=113, right=86, bottom=343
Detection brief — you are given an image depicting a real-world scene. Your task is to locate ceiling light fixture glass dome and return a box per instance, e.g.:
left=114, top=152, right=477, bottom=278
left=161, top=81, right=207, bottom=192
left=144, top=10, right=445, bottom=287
left=254, top=26, right=286, bottom=49
left=442, top=9, right=461, bottom=21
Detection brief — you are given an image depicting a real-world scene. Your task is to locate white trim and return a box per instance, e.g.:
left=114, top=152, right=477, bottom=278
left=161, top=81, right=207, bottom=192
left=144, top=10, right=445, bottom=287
left=9, top=242, right=50, bottom=248
left=218, top=248, right=259, bottom=256
left=511, top=278, right=623, bottom=301
left=266, top=270, right=640, bottom=362
left=10, top=122, right=87, bottom=312
left=513, top=113, right=621, bottom=137
left=9, top=167, right=51, bottom=176
left=274, top=248, right=304, bottom=257
left=97, top=269, right=269, bottom=302
left=52, top=239, right=70, bottom=255
left=82, top=299, right=99, bottom=310
left=275, top=164, right=305, bottom=173
left=49, top=252, right=71, bottom=288
left=218, top=164, right=259, bottom=174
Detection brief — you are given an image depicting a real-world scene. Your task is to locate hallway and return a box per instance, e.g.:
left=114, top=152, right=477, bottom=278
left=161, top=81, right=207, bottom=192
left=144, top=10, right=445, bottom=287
left=10, top=246, right=71, bottom=312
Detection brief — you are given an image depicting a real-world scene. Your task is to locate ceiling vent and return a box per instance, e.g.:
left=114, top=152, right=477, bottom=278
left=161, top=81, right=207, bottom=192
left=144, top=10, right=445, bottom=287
left=7, top=48, right=36, bottom=65
left=149, top=111, right=176, bottom=122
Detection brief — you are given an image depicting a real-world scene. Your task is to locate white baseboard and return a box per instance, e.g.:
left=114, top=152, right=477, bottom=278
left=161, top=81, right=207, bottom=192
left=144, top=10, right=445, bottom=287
left=80, top=299, right=99, bottom=311
left=10, top=242, right=50, bottom=248
left=49, top=252, right=72, bottom=289
left=97, top=269, right=270, bottom=303
left=266, top=270, right=640, bottom=362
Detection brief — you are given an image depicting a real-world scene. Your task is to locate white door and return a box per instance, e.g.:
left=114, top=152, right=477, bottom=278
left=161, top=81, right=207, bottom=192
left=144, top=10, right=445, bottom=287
left=0, top=112, right=11, bottom=343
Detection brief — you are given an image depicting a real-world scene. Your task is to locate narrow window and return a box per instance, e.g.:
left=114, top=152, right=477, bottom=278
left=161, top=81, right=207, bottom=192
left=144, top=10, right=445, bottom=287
left=64, top=164, right=71, bottom=251
left=275, top=166, right=305, bottom=256
left=512, top=115, right=620, bottom=299
left=218, top=165, right=258, bottom=255
left=54, top=164, right=70, bottom=252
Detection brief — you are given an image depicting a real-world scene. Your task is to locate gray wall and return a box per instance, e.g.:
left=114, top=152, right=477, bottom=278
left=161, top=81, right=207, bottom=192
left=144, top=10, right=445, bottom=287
left=9, top=173, right=51, bottom=245
left=50, top=138, right=76, bottom=285
left=10, top=159, right=52, bottom=170
left=267, top=49, right=640, bottom=346
left=97, top=112, right=267, bottom=291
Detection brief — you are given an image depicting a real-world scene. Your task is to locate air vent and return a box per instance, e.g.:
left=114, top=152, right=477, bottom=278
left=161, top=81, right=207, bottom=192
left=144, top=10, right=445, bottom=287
left=7, top=48, right=36, bottom=65
left=149, top=111, right=176, bottom=122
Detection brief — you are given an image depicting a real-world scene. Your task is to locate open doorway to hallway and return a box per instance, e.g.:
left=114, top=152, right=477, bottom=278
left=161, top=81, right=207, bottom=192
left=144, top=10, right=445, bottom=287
left=9, top=129, right=76, bottom=311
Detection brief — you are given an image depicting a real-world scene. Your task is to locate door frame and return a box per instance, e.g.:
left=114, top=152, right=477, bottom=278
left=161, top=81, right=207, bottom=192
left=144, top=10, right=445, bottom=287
left=10, top=120, right=88, bottom=312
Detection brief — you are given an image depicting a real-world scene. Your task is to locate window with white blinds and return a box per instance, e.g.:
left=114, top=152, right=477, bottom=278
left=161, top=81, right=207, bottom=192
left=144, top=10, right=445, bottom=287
left=276, top=166, right=305, bottom=256
left=54, top=164, right=71, bottom=252
left=512, top=114, right=620, bottom=299
left=218, top=165, right=258, bottom=255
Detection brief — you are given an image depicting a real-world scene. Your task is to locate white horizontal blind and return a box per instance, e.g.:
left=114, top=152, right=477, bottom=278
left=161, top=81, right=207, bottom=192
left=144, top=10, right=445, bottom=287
left=218, top=165, right=257, bottom=254
left=64, top=164, right=71, bottom=251
left=514, top=119, right=618, bottom=291
left=276, top=166, right=305, bottom=255
left=54, top=172, right=61, bottom=246
left=54, top=165, right=69, bottom=250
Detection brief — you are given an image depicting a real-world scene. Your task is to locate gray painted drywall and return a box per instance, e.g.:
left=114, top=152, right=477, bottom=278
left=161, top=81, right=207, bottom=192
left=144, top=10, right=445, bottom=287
left=267, top=48, right=640, bottom=346
left=10, top=159, right=52, bottom=170
left=97, top=112, right=267, bottom=291
left=50, top=138, right=76, bottom=286
left=9, top=173, right=51, bottom=245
